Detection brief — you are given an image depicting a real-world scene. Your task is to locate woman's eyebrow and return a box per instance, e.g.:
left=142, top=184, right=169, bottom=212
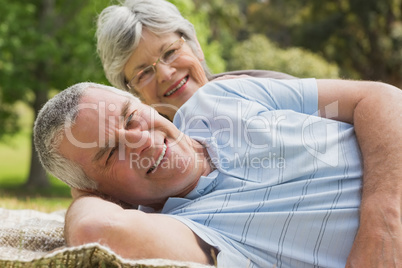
left=130, top=41, right=171, bottom=73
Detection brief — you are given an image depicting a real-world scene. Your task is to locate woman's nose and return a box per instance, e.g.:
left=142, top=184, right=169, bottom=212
left=155, top=63, right=176, bottom=84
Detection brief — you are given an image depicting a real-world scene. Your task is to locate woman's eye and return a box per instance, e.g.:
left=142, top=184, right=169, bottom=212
left=142, top=68, right=153, bottom=76
left=163, top=49, right=177, bottom=61
left=136, top=73, right=145, bottom=82
left=136, top=68, right=152, bottom=83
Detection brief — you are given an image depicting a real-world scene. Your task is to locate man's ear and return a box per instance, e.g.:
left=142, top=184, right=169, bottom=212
left=193, top=35, right=205, bottom=61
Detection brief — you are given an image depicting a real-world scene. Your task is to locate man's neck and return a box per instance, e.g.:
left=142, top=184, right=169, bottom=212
left=201, top=146, right=215, bottom=177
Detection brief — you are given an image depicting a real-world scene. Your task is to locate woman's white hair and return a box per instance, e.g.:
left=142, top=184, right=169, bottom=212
left=96, top=0, right=211, bottom=93
left=34, top=82, right=136, bottom=190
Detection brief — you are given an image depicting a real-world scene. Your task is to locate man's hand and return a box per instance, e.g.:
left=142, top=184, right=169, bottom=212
left=70, top=188, right=134, bottom=209
left=65, top=196, right=215, bottom=264
left=70, top=188, right=93, bottom=199
left=346, top=198, right=402, bottom=267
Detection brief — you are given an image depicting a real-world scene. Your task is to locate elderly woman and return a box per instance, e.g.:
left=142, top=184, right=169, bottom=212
left=96, top=0, right=294, bottom=120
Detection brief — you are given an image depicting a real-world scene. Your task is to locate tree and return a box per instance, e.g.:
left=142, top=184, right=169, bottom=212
left=0, top=0, right=110, bottom=188
left=229, top=34, right=339, bottom=78
left=170, top=0, right=228, bottom=74
left=246, top=0, right=402, bottom=87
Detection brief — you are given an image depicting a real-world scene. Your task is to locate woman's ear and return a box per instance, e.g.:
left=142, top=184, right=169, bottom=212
left=193, top=35, right=205, bottom=61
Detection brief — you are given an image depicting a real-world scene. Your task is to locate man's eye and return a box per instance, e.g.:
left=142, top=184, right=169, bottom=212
left=126, top=111, right=137, bottom=128
left=106, top=147, right=116, bottom=163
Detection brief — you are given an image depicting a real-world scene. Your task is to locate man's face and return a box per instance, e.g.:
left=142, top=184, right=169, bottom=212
left=59, top=87, right=208, bottom=209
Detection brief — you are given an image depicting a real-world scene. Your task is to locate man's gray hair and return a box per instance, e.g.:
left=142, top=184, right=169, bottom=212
left=34, top=82, right=136, bottom=190
left=96, top=0, right=211, bottom=93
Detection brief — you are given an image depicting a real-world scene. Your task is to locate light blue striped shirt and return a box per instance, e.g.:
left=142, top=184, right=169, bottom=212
left=162, top=78, right=362, bottom=267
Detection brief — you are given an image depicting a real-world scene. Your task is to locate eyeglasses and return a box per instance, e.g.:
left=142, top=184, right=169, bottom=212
left=126, top=36, right=186, bottom=91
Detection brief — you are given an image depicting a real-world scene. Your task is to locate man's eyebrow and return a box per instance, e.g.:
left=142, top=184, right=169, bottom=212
left=92, top=98, right=132, bottom=164
left=120, top=99, right=131, bottom=121
left=93, top=145, right=110, bottom=164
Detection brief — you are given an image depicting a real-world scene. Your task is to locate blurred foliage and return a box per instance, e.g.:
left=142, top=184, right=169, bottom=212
left=0, top=0, right=111, bottom=186
left=230, top=34, right=339, bottom=78
left=0, top=0, right=110, bottom=139
left=171, top=0, right=227, bottom=73
left=246, top=0, right=402, bottom=86
left=173, top=0, right=341, bottom=79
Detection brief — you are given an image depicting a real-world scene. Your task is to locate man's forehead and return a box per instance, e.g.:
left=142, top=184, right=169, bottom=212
left=85, top=86, right=137, bottom=100
left=80, top=87, right=140, bottom=109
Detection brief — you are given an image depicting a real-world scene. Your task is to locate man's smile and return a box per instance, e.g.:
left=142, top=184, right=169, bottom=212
left=147, top=142, right=167, bottom=174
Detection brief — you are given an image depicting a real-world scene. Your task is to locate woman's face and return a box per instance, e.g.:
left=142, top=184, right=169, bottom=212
left=123, top=29, right=208, bottom=120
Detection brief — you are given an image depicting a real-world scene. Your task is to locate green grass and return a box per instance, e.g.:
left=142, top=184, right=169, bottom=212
left=0, top=176, right=72, bottom=212
left=0, top=102, right=72, bottom=212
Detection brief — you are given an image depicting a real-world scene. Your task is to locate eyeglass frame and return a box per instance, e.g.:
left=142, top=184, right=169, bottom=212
left=126, top=36, right=187, bottom=91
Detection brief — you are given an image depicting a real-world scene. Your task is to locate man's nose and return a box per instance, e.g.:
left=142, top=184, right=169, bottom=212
left=155, top=63, right=176, bottom=84
left=120, top=129, right=152, bottom=154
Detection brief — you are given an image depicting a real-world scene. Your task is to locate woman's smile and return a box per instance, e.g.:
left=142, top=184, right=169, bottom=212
left=164, top=75, right=189, bottom=97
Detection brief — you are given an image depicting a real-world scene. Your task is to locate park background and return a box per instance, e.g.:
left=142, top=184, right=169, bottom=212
left=1, top=0, right=401, bottom=212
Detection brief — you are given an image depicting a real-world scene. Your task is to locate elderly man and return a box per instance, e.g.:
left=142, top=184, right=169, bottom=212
left=34, top=78, right=401, bottom=267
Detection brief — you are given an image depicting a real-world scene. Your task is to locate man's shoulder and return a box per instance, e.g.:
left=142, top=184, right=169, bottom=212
left=211, top=70, right=296, bottom=80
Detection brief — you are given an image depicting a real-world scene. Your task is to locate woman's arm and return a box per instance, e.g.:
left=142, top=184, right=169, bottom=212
left=317, top=79, right=402, bottom=267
